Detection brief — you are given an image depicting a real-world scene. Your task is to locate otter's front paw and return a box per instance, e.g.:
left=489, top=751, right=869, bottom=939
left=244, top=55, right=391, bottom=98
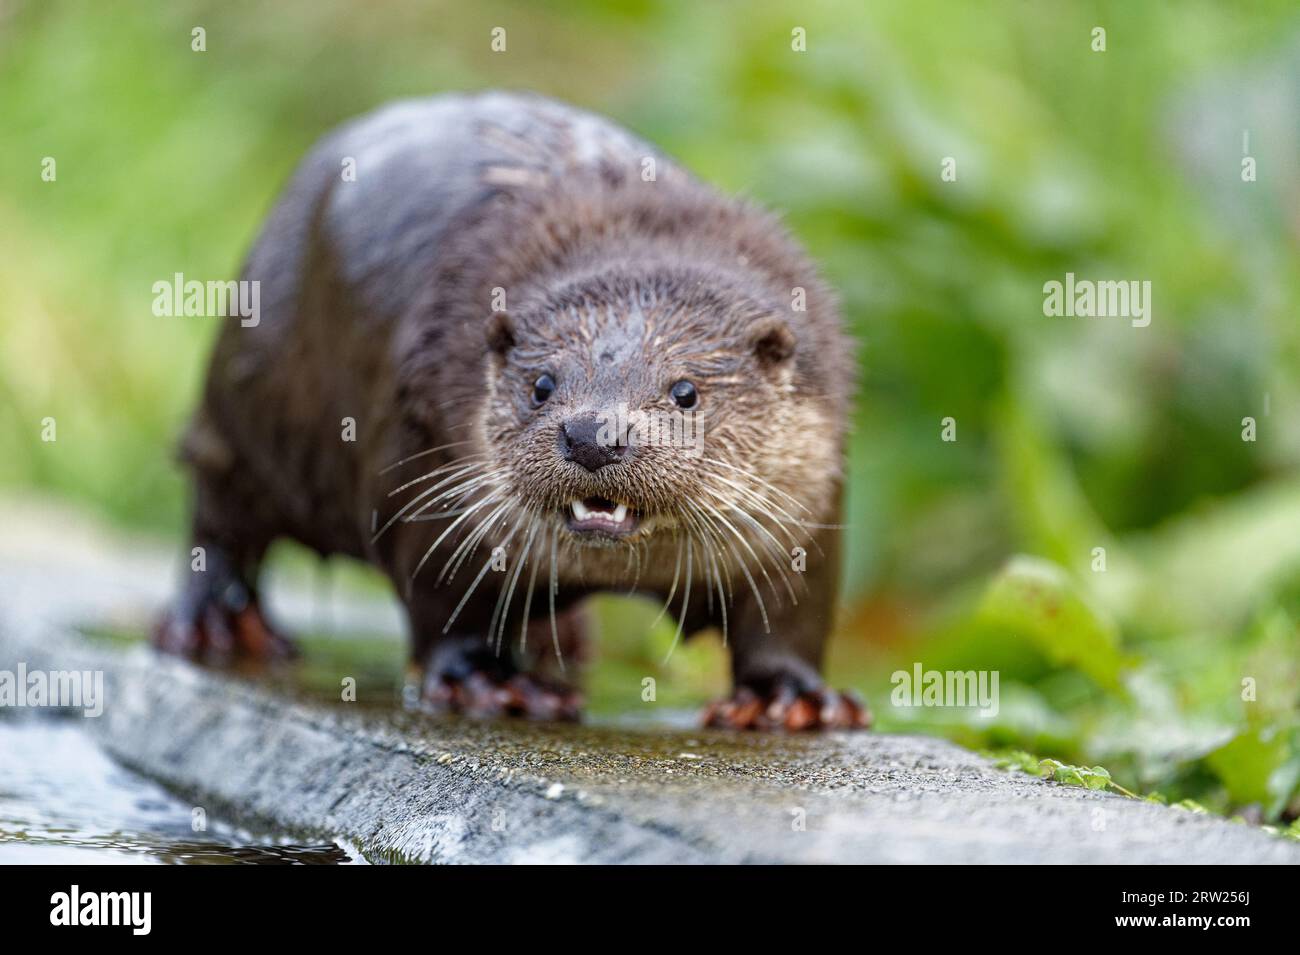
left=415, top=668, right=582, bottom=722
left=702, top=683, right=871, bottom=731
left=154, top=590, right=297, bottom=662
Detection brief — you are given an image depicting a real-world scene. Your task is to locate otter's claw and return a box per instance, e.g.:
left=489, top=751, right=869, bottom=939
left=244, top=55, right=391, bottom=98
left=703, top=685, right=871, bottom=731
left=417, top=670, right=583, bottom=722
left=154, top=601, right=297, bottom=662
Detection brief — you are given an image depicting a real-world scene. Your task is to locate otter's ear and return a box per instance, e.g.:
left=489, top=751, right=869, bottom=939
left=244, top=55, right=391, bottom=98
left=486, top=312, right=515, bottom=358
left=750, top=317, right=796, bottom=368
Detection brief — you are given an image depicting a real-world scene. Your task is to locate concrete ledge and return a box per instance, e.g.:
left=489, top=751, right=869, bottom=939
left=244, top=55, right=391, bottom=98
left=4, top=619, right=1300, bottom=864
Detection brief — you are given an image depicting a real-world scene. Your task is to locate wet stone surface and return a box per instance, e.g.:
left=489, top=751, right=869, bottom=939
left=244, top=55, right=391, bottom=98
left=1, top=521, right=1298, bottom=864
left=4, top=618, right=1300, bottom=863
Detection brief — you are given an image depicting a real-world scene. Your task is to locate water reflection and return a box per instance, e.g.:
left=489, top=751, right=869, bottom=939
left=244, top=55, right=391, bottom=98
left=0, top=721, right=353, bottom=865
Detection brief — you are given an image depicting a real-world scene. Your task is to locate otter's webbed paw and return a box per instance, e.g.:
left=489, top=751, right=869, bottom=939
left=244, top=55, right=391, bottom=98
left=702, top=681, right=871, bottom=731
left=154, top=583, right=297, bottom=662
left=415, top=666, right=582, bottom=722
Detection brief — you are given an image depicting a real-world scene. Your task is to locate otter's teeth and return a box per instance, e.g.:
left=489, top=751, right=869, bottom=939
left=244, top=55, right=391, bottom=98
left=570, top=499, right=630, bottom=524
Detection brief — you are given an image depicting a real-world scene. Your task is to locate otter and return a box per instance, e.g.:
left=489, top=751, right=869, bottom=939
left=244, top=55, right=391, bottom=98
left=156, top=91, right=868, bottom=731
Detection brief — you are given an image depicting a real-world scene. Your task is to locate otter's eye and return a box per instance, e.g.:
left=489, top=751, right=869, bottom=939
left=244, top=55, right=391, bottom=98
left=531, top=373, right=555, bottom=407
left=670, top=379, right=697, bottom=409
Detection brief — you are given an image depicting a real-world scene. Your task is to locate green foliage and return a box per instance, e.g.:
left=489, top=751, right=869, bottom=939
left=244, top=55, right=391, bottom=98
left=992, top=751, right=1128, bottom=796
left=1041, top=760, right=1114, bottom=793
left=977, top=557, right=1124, bottom=690
left=1277, top=819, right=1300, bottom=841
left=878, top=544, right=1300, bottom=821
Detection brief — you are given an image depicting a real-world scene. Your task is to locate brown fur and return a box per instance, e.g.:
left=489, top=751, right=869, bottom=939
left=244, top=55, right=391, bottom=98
left=161, top=92, right=864, bottom=728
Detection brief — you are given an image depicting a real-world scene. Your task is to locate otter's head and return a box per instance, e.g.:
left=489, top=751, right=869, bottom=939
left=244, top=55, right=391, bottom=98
left=478, top=263, right=835, bottom=565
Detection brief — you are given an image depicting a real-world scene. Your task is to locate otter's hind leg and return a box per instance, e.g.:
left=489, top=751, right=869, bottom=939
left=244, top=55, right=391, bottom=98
left=155, top=427, right=295, bottom=661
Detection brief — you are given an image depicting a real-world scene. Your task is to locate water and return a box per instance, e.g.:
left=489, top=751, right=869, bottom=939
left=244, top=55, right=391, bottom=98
left=0, top=719, right=355, bottom=864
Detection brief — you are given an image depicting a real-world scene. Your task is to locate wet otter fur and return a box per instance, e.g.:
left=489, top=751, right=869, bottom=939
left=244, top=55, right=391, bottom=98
left=156, top=91, right=868, bottom=730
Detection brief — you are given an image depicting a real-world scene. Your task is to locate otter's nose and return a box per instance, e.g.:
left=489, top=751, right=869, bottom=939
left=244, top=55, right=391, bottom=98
left=560, top=415, right=628, bottom=472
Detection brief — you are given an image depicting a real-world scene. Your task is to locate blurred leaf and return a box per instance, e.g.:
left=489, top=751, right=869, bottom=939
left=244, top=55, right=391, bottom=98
left=977, top=556, right=1125, bottom=690
left=1203, top=727, right=1300, bottom=821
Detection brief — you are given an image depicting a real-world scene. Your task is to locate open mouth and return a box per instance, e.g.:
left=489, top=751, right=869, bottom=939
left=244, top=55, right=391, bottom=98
left=564, top=496, right=640, bottom=537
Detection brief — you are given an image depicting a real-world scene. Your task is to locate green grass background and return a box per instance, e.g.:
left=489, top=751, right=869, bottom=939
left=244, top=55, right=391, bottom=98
left=2, top=0, right=1299, bottom=820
